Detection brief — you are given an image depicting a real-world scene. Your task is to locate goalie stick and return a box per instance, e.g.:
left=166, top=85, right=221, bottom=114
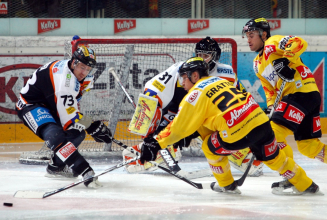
left=14, top=155, right=140, bottom=199
left=109, top=67, right=136, bottom=108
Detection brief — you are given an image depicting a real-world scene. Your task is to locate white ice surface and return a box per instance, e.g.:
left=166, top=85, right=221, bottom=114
left=1, top=151, right=327, bottom=220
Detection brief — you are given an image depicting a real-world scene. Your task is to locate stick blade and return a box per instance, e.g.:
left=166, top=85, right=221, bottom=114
left=14, top=191, right=45, bottom=199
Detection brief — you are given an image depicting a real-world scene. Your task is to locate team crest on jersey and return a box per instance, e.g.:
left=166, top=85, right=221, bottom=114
left=264, top=45, right=276, bottom=61
left=223, top=95, right=259, bottom=128
left=186, top=90, right=201, bottom=106
left=283, top=105, right=305, bottom=124
left=295, top=80, right=302, bottom=89
left=296, top=66, right=314, bottom=80
left=278, top=36, right=294, bottom=50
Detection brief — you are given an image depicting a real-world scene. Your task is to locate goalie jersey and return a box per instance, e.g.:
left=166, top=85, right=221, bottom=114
left=16, top=60, right=93, bottom=130
left=156, top=76, right=269, bottom=147
left=254, top=35, right=319, bottom=107
left=143, top=61, right=237, bottom=124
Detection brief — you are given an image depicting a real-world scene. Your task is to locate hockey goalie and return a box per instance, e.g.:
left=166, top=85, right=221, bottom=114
left=123, top=37, right=264, bottom=177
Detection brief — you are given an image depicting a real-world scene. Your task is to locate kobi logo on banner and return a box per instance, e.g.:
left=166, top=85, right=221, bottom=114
left=267, top=19, right=281, bottom=30
left=188, top=19, right=209, bottom=34
left=38, top=19, right=61, bottom=34
left=0, top=2, right=8, bottom=14
left=114, top=19, right=136, bottom=34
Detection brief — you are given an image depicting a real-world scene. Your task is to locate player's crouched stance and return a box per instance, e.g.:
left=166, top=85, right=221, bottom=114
left=16, top=46, right=112, bottom=188
left=140, top=57, right=322, bottom=195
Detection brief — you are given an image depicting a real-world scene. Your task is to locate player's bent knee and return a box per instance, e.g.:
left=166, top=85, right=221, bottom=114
left=297, top=139, right=326, bottom=159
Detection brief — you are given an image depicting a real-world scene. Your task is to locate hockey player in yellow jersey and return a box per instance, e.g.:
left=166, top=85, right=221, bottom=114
left=242, top=17, right=326, bottom=192
left=139, top=57, right=321, bottom=195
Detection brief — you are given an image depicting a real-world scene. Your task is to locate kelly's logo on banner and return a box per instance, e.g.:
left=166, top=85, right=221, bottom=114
left=38, top=19, right=61, bottom=34
left=267, top=19, right=281, bottom=31
left=188, top=19, right=209, bottom=33
left=0, top=2, right=8, bottom=14
left=114, top=19, right=136, bottom=34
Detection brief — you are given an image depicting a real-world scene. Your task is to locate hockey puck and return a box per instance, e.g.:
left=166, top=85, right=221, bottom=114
left=3, top=203, right=13, bottom=207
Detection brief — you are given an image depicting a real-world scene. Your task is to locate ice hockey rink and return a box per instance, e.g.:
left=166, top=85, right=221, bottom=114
left=1, top=136, right=327, bottom=220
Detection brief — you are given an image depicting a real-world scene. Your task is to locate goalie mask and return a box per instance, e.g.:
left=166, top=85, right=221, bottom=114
left=72, top=46, right=97, bottom=77
left=178, top=57, right=209, bottom=84
left=195, top=36, right=221, bottom=70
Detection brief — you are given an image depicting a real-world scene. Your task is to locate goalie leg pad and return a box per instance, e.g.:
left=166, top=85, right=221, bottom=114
left=228, top=149, right=264, bottom=177
left=128, top=93, right=161, bottom=137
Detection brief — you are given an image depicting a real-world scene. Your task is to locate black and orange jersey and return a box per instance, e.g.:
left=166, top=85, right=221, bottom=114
left=16, top=60, right=93, bottom=130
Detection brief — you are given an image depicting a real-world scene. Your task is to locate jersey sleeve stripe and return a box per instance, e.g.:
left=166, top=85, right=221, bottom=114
left=219, top=76, right=235, bottom=83
left=49, top=61, right=58, bottom=105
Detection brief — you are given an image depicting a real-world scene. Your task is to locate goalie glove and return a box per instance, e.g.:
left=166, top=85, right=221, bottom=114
left=140, top=136, right=162, bottom=163
left=85, top=121, right=112, bottom=144
left=272, top=58, right=296, bottom=82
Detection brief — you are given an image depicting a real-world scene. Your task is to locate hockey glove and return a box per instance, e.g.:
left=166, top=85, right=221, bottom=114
left=173, top=131, right=200, bottom=149
left=140, top=136, right=162, bottom=164
left=262, top=106, right=272, bottom=117
left=272, top=58, right=296, bottom=82
left=85, top=121, right=112, bottom=144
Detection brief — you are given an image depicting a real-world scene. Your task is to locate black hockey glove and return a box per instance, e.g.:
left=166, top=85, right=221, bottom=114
left=140, top=136, right=161, bottom=164
left=262, top=107, right=271, bottom=116
left=272, top=58, right=296, bottom=82
left=173, top=131, right=200, bottom=149
left=85, top=121, right=112, bottom=144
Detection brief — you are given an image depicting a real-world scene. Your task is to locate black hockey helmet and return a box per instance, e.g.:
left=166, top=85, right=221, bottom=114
left=195, top=36, right=221, bottom=63
left=242, top=18, right=271, bottom=39
left=179, top=57, right=209, bottom=83
left=72, top=45, right=97, bottom=68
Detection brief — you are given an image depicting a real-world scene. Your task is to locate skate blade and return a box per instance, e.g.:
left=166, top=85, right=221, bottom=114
left=44, top=173, right=77, bottom=179
left=272, top=187, right=325, bottom=196
left=86, top=181, right=103, bottom=189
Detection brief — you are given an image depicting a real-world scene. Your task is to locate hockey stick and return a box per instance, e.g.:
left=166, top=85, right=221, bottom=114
left=158, top=147, right=254, bottom=188
left=111, top=138, right=213, bottom=189
left=14, top=154, right=140, bottom=199
left=231, top=81, right=288, bottom=185
left=109, top=67, right=136, bottom=108
left=268, top=80, right=286, bottom=119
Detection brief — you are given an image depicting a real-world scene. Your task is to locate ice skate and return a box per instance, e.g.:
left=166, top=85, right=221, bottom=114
left=272, top=180, right=324, bottom=196
left=210, top=181, right=241, bottom=194
left=83, top=169, right=102, bottom=188
left=45, top=164, right=78, bottom=178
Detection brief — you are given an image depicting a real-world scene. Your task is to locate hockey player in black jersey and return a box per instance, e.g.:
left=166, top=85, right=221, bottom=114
left=16, top=46, right=112, bottom=188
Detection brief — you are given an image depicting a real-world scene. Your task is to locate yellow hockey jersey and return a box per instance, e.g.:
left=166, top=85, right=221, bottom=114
left=156, top=76, right=269, bottom=148
left=254, top=35, right=319, bottom=107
